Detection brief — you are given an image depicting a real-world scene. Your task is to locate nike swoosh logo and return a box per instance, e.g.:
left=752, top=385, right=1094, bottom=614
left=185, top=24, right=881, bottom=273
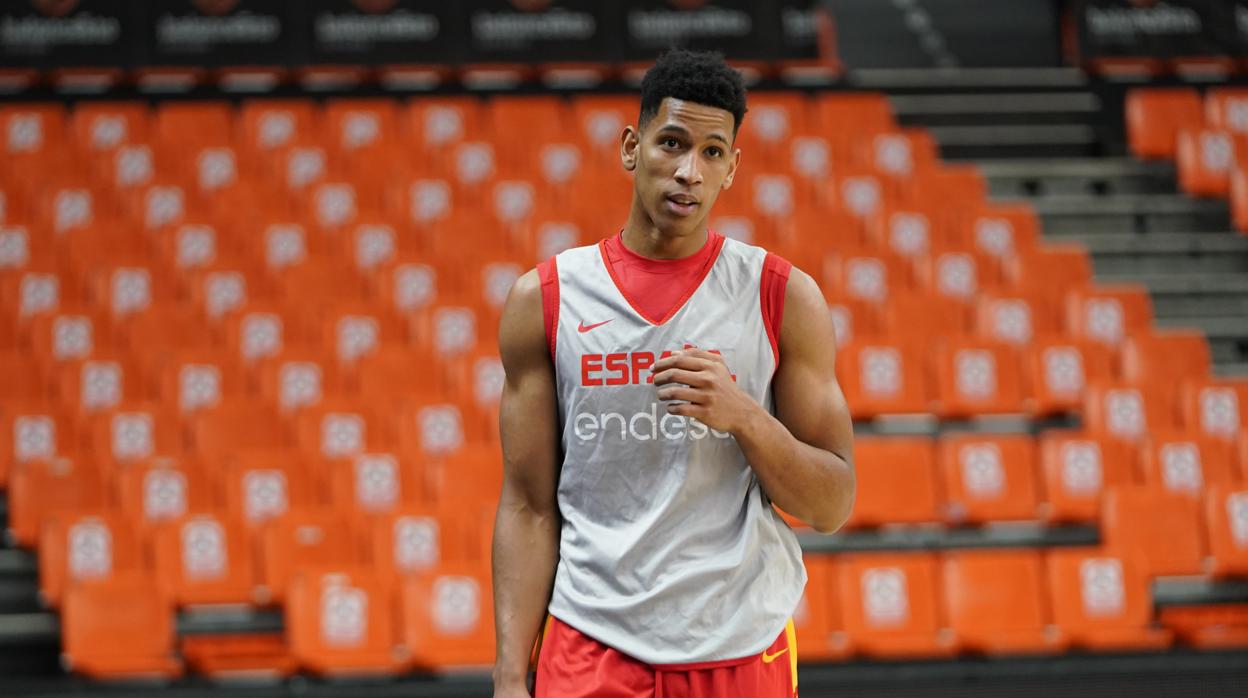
left=761, top=647, right=789, bottom=664
left=577, top=319, right=612, bottom=333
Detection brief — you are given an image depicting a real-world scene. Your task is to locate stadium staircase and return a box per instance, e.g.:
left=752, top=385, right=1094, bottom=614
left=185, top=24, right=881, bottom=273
left=3, top=68, right=1248, bottom=697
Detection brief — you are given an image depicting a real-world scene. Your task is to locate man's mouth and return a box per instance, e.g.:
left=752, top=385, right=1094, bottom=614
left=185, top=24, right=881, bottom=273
left=665, top=193, right=700, bottom=215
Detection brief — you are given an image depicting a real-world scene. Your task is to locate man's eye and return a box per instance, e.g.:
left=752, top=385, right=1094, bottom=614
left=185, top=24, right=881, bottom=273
left=706, top=147, right=722, bottom=158
left=662, top=138, right=680, bottom=148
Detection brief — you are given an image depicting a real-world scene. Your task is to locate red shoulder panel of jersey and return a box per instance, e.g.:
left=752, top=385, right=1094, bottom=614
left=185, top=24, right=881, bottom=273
left=538, top=256, right=560, bottom=360
left=760, top=253, right=792, bottom=366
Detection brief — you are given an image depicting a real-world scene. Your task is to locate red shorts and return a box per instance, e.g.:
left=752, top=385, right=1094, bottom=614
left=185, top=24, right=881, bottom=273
left=535, top=616, right=798, bottom=698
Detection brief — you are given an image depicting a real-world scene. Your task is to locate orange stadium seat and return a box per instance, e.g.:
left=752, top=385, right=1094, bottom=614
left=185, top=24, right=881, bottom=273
left=843, top=437, right=938, bottom=529
left=879, top=293, right=972, bottom=344
left=293, top=402, right=392, bottom=465
left=1205, top=486, right=1248, bottom=577
left=835, top=340, right=929, bottom=418
left=369, top=508, right=485, bottom=584
left=179, top=633, right=296, bottom=681
left=1204, top=88, right=1248, bottom=134
left=837, top=552, right=957, bottom=659
left=942, top=549, right=1067, bottom=655
left=1, top=104, right=66, bottom=157
left=54, top=357, right=143, bottom=415
left=0, top=402, right=77, bottom=488
left=867, top=129, right=940, bottom=182
left=61, top=573, right=182, bottom=680
left=0, top=352, right=50, bottom=402
left=7, top=457, right=107, bottom=548
left=405, top=97, right=485, bottom=159
left=276, top=259, right=370, bottom=304
left=930, top=339, right=1027, bottom=417
left=1177, top=128, right=1237, bottom=197
left=1084, top=382, right=1175, bottom=443
left=288, top=567, right=401, bottom=676
left=259, top=509, right=361, bottom=605
left=152, top=512, right=258, bottom=606
left=71, top=102, right=150, bottom=153
left=956, top=204, right=1040, bottom=263
left=1180, top=378, right=1248, bottom=441
left=154, top=350, right=244, bottom=418
left=939, top=435, right=1042, bottom=524
left=824, top=296, right=879, bottom=349
left=323, top=99, right=399, bottom=155
left=830, top=170, right=887, bottom=224
left=1003, top=244, right=1093, bottom=304
left=219, top=451, right=317, bottom=532
left=813, top=93, right=894, bottom=158
left=1045, top=548, right=1172, bottom=651
left=399, top=560, right=495, bottom=670
left=154, top=102, right=233, bottom=151
left=1102, top=486, right=1208, bottom=577
left=976, top=292, right=1061, bottom=347
left=1139, top=432, right=1237, bottom=496
left=127, top=303, right=218, bottom=362
left=793, top=555, right=852, bottom=661
left=327, top=454, right=423, bottom=521
left=256, top=352, right=346, bottom=414
left=1039, top=432, right=1137, bottom=523
left=37, top=510, right=144, bottom=610
left=867, top=205, right=944, bottom=260
left=28, top=307, right=110, bottom=365
left=569, top=94, right=633, bottom=163
left=1121, top=330, right=1212, bottom=385
left=87, top=407, right=183, bottom=473
left=239, top=99, right=318, bottom=154
left=190, top=399, right=290, bottom=465
left=824, top=252, right=909, bottom=304
left=114, top=458, right=214, bottom=533
left=1065, top=285, right=1154, bottom=347
left=1125, top=88, right=1202, bottom=159
left=1023, top=337, right=1116, bottom=415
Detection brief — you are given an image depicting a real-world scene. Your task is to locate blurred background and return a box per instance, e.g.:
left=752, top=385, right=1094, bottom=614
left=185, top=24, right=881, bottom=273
left=1, top=1, right=1248, bottom=696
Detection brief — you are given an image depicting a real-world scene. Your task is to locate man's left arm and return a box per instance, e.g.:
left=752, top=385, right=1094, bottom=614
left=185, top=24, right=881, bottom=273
left=652, top=268, right=855, bottom=533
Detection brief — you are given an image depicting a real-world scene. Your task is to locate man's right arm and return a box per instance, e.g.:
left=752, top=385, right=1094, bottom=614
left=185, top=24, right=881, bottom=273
left=492, top=269, right=562, bottom=696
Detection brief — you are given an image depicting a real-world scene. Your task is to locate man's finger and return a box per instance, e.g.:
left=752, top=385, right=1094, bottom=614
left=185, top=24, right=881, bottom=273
left=650, top=353, right=713, bottom=374
left=652, top=368, right=711, bottom=388
left=657, top=386, right=703, bottom=403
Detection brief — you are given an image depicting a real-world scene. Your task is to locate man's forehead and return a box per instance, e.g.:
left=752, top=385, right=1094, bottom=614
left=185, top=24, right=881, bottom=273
left=653, top=97, right=735, bottom=134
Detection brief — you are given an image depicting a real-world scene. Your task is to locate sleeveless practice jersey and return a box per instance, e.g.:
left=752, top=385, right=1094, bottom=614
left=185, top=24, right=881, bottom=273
left=540, top=233, right=807, bottom=665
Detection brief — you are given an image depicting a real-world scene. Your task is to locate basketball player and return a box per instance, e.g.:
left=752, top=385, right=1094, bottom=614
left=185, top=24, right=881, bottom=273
left=492, top=50, right=855, bottom=698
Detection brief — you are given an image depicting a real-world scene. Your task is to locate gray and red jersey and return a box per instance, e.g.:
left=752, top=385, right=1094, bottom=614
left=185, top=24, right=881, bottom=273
left=536, top=233, right=806, bottom=665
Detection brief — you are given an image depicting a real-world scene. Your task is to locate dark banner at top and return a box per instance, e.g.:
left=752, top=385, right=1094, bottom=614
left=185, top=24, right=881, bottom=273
left=462, top=0, right=606, bottom=64
left=615, top=1, right=788, bottom=62
left=144, top=0, right=291, bottom=67
left=0, top=0, right=134, bottom=68
left=1074, top=0, right=1239, bottom=60
left=304, top=0, right=459, bottom=65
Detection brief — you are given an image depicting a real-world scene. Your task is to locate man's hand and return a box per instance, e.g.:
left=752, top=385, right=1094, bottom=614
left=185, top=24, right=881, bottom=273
left=652, top=348, right=763, bottom=434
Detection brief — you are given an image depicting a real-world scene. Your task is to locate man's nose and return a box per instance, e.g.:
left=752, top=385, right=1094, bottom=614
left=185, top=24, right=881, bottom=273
left=674, top=151, right=703, bottom=186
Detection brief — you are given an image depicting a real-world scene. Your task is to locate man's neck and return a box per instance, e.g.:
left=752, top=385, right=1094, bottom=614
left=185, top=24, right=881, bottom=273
left=620, top=199, right=708, bottom=261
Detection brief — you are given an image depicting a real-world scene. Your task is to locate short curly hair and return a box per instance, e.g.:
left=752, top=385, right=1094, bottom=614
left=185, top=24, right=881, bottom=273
left=639, top=49, right=747, bottom=136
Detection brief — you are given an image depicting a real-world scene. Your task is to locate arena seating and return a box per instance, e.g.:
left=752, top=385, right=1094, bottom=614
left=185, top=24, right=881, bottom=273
left=1126, top=87, right=1248, bottom=233
left=1, top=91, right=1247, bottom=681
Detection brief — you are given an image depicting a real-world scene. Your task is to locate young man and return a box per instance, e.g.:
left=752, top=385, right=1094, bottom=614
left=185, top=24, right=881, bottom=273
left=492, top=50, right=855, bottom=698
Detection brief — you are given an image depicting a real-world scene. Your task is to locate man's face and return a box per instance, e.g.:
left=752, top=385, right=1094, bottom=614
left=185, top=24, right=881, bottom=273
left=622, top=97, right=741, bottom=237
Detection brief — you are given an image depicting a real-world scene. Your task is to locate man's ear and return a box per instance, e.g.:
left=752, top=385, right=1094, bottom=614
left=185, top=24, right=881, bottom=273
left=722, top=147, right=742, bottom=190
left=620, top=125, right=640, bottom=172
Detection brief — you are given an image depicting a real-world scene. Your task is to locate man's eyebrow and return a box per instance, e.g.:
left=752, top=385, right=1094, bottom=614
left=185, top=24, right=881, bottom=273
left=656, top=124, right=730, bottom=146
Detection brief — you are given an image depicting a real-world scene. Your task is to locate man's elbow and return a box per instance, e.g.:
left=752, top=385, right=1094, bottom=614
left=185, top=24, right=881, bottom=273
left=809, top=474, right=855, bottom=534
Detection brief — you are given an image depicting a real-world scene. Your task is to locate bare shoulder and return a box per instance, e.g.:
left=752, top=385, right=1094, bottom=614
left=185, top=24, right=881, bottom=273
left=498, top=268, right=548, bottom=371
left=779, top=266, right=835, bottom=351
